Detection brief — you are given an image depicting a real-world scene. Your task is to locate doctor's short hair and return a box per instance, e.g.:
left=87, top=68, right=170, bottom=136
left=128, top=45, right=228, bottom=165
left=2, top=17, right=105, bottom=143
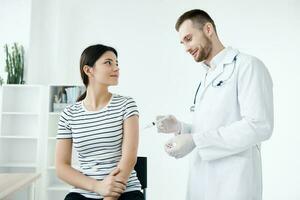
left=175, top=9, right=217, bottom=34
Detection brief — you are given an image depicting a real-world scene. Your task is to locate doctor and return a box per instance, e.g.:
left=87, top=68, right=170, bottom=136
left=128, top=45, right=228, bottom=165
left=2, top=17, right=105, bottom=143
left=156, top=9, right=273, bottom=200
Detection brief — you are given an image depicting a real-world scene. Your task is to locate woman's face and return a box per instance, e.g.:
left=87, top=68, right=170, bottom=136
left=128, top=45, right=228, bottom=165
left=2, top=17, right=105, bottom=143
left=89, top=51, right=119, bottom=86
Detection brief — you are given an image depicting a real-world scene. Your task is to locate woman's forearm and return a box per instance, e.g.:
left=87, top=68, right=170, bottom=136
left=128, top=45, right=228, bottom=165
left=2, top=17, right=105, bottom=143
left=117, top=156, right=137, bottom=180
left=56, top=164, right=99, bottom=193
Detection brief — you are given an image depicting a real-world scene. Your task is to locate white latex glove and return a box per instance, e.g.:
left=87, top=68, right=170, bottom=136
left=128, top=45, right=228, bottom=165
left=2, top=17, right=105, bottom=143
left=156, top=115, right=181, bottom=134
left=164, top=134, right=196, bottom=158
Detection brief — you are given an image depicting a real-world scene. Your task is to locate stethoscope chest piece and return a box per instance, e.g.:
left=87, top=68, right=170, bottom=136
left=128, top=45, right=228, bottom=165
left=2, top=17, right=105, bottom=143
left=190, top=105, right=195, bottom=112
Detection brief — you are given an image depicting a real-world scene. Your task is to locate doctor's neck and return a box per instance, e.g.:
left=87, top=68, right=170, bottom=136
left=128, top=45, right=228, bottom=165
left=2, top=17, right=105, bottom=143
left=204, top=39, right=225, bottom=67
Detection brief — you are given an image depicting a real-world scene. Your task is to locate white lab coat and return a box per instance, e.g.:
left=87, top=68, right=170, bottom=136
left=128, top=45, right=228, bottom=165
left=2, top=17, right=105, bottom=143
left=183, top=47, right=273, bottom=200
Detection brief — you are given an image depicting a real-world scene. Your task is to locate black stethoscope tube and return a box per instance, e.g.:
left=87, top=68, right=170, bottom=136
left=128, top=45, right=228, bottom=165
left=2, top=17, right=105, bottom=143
left=190, top=56, right=238, bottom=112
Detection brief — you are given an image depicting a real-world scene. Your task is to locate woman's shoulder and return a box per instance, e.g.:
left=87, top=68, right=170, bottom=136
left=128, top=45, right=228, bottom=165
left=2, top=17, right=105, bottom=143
left=113, top=93, right=136, bottom=101
left=112, top=94, right=138, bottom=108
left=61, top=102, right=82, bottom=116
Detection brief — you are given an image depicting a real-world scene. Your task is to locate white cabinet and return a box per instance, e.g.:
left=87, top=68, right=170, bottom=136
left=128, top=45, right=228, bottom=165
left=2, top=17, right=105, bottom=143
left=0, top=84, right=43, bottom=199
left=0, top=84, right=83, bottom=200
left=44, top=85, right=83, bottom=200
left=44, top=114, right=71, bottom=199
left=0, top=85, right=42, bottom=169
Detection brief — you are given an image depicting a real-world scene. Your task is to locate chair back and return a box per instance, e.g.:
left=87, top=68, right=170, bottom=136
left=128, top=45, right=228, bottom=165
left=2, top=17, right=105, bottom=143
left=134, top=157, right=147, bottom=190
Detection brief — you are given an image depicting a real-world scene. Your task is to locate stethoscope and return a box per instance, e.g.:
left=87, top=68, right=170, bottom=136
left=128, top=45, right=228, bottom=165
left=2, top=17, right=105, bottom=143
left=190, top=55, right=238, bottom=112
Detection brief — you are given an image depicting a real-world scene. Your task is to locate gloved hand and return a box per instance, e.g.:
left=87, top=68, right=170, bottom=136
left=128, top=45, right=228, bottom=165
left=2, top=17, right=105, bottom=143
left=164, top=134, right=196, bottom=159
left=156, top=115, right=181, bottom=134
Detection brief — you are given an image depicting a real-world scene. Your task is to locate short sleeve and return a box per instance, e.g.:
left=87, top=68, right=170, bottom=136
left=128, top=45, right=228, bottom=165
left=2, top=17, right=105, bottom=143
left=123, top=97, right=139, bottom=120
left=56, top=107, right=72, bottom=139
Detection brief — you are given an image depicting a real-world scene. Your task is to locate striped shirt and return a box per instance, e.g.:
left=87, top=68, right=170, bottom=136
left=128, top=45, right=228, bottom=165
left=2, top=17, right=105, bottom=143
left=57, top=94, right=141, bottom=199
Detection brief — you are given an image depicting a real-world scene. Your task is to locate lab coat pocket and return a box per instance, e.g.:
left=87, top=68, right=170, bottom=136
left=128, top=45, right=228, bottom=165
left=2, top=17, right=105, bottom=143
left=217, top=153, right=251, bottom=195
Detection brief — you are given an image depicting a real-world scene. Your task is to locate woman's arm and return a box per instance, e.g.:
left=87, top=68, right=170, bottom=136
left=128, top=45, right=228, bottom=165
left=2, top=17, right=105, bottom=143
left=117, top=115, right=139, bottom=181
left=105, top=115, right=139, bottom=200
left=55, top=139, right=126, bottom=197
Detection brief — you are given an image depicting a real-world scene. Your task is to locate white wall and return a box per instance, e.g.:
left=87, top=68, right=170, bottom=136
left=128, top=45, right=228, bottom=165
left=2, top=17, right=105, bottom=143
left=3, top=0, right=300, bottom=199
left=0, top=0, right=32, bottom=83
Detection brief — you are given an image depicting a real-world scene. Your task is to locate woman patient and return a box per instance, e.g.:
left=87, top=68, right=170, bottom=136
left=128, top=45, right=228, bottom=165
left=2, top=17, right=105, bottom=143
left=55, top=44, right=144, bottom=200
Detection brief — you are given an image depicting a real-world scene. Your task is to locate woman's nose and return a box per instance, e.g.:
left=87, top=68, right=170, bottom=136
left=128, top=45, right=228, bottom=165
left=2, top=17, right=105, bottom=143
left=113, top=65, right=119, bottom=71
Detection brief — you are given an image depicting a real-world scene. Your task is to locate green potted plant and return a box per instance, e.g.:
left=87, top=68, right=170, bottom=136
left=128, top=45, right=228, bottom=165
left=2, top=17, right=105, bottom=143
left=0, top=76, right=3, bottom=85
left=4, top=43, right=25, bottom=84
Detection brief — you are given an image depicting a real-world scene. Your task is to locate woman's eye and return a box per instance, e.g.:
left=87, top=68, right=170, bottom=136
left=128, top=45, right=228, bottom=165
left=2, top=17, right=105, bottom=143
left=105, top=61, right=112, bottom=65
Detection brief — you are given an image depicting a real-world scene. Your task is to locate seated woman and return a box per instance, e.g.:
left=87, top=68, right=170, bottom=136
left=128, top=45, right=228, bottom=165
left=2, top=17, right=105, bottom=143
left=55, top=44, right=144, bottom=200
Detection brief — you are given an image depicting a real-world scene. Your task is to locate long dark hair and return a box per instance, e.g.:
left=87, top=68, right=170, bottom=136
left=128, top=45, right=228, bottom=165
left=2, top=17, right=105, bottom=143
left=77, top=44, right=118, bottom=102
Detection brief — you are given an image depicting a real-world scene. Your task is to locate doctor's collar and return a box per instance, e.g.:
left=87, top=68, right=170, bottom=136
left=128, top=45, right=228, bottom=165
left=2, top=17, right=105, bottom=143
left=202, top=47, right=238, bottom=71
left=201, top=62, right=211, bottom=71
left=201, top=48, right=227, bottom=71
left=210, top=47, right=231, bottom=69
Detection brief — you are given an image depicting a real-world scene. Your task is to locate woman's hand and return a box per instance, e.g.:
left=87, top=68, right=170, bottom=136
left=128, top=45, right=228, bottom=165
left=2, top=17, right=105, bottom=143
left=104, top=197, right=118, bottom=200
left=93, top=168, right=126, bottom=197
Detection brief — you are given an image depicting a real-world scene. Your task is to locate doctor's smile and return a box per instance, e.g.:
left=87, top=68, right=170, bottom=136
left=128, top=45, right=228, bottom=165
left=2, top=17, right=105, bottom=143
left=191, top=49, right=198, bottom=57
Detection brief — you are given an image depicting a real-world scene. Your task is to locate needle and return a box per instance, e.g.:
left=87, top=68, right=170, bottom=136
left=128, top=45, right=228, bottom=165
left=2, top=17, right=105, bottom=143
left=143, top=116, right=168, bottom=130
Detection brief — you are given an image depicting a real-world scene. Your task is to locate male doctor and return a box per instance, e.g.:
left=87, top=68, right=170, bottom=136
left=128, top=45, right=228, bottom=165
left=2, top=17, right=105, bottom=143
left=156, top=9, right=274, bottom=200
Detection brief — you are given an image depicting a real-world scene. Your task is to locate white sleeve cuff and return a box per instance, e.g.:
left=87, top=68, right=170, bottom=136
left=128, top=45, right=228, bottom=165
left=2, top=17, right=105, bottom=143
left=176, top=122, right=192, bottom=135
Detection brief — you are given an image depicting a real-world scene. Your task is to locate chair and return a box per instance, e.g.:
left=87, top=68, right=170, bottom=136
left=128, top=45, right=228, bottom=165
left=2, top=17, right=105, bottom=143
left=134, top=157, right=147, bottom=199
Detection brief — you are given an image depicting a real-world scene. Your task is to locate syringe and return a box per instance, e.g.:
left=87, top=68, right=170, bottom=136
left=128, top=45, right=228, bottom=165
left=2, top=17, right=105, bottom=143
left=143, top=122, right=156, bottom=129
left=143, top=116, right=168, bottom=130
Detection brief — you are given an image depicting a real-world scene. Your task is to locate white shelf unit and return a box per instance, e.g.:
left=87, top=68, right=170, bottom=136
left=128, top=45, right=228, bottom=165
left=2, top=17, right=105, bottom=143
left=0, top=84, right=84, bottom=200
left=43, top=85, right=83, bottom=200
left=0, top=84, right=44, bottom=199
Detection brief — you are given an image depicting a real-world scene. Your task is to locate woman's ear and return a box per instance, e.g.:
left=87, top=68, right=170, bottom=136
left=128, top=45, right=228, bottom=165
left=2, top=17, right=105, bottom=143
left=83, top=65, right=93, bottom=77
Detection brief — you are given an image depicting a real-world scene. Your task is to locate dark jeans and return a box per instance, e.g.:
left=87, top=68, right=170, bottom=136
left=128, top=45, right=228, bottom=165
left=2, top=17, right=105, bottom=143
left=64, top=191, right=144, bottom=200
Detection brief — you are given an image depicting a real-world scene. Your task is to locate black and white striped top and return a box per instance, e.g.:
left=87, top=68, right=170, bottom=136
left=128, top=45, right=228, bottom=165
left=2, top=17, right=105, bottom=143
left=57, top=94, right=141, bottom=199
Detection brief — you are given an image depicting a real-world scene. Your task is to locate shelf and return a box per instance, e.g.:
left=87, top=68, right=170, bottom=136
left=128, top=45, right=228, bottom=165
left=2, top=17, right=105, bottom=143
left=0, top=140, right=37, bottom=165
left=48, top=186, right=71, bottom=191
left=0, top=84, right=85, bottom=200
left=48, top=165, right=79, bottom=170
left=1, top=114, right=39, bottom=137
left=0, top=162, right=37, bottom=168
left=1, top=84, right=42, bottom=88
left=49, top=112, right=61, bottom=115
left=1, top=112, right=40, bottom=115
left=1, top=86, right=42, bottom=113
left=0, top=166, right=37, bottom=173
left=48, top=85, right=84, bottom=112
left=0, top=136, right=38, bottom=139
left=48, top=114, right=59, bottom=137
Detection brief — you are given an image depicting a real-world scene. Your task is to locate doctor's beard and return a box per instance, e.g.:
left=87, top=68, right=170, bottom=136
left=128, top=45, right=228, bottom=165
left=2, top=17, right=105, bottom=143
left=195, top=35, right=212, bottom=62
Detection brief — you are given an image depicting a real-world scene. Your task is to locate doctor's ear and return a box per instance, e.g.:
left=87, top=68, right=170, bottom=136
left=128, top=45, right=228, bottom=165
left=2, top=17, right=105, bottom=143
left=83, top=65, right=94, bottom=77
left=203, top=23, right=214, bottom=38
